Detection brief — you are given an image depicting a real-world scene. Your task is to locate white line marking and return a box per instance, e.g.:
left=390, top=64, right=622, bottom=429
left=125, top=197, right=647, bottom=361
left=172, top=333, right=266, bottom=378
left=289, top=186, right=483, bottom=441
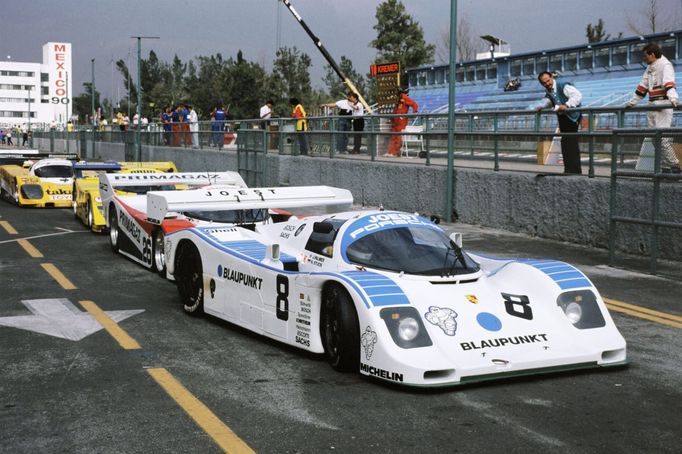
left=0, top=229, right=87, bottom=245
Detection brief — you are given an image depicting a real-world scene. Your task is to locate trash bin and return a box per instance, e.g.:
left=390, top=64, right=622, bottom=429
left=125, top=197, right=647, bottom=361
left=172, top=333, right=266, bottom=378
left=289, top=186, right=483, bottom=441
left=281, top=123, right=295, bottom=154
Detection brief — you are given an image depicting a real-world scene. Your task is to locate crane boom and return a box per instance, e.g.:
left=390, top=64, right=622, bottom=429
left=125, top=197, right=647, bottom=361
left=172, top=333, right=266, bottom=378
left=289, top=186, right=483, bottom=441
left=280, top=0, right=373, bottom=113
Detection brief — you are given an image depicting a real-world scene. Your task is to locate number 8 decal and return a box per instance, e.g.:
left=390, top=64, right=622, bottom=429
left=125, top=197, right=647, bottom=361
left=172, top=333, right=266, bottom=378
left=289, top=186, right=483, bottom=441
left=276, top=274, right=289, bottom=321
left=502, top=293, right=533, bottom=320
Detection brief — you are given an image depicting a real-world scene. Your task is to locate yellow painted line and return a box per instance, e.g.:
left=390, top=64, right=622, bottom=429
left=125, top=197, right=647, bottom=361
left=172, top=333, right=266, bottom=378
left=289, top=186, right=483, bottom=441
left=0, top=220, right=17, bottom=234
left=605, top=299, right=682, bottom=330
left=79, top=300, right=142, bottom=350
left=147, top=368, right=255, bottom=454
left=40, top=263, right=77, bottom=290
left=17, top=239, right=44, bottom=258
left=604, top=298, right=682, bottom=323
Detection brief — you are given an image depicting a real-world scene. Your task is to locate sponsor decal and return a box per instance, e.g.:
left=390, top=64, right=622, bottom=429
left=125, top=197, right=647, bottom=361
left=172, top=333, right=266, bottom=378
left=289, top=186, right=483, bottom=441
left=302, top=253, right=325, bottom=267
left=465, top=294, right=479, bottom=304
left=424, top=306, right=458, bottom=336
left=460, top=333, right=549, bottom=351
left=295, top=297, right=312, bottom=346
left=361, top=326, right=378, bottom=360
left=360, top=363, right=404, bottom=382
left=348, top=213, right=436, bottom=240
left=219, top=265, right=263, bottom=290
left=49, top=195, right=70, bottom=200
left=111, top=173, right=219, bottom=181
left=209, top=279, right=216, bottom=299
left=45, top=188, right=71, bottom=195
left=477, top=312, right=502, bottom=332
left=118, top=209, right=142, bottom=244
left=280, top=224, right=296, bottom=239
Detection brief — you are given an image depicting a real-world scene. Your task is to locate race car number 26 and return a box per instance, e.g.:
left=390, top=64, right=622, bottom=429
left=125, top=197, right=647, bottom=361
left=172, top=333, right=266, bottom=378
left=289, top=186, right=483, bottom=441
left=276, top=274, right=289, bottom=321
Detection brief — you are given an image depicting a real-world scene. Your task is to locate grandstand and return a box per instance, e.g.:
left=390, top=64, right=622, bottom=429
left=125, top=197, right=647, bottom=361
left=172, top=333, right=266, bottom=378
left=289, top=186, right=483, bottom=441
left=407, top=30, right=682, bottom=113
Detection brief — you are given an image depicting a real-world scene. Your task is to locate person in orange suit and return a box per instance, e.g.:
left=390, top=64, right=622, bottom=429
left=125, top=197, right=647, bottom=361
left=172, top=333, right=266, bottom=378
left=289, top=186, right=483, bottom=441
left=387, top=88, right=419, bottom=156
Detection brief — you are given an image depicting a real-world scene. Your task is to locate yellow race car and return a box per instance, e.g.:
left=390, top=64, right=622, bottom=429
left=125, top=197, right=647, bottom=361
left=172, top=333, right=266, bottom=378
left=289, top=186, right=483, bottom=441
left=0, top=156, right=76, bottom=208
left=72, top=161, right=178, bottom=232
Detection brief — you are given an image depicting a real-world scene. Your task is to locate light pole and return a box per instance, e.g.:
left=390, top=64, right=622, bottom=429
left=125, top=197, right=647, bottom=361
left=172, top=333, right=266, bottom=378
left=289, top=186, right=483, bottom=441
left=131, top=36, right=160, bottom=161
left=446, top=0, right=457, bottom=222
left=91, top=59, right=96, bottom=130
left=27, top=86, right=31, bottom=137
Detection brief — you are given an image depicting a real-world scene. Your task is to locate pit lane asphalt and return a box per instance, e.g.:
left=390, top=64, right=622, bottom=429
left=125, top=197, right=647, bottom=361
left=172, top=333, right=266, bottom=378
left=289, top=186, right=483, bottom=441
left=1, top=202, right=680, bottom=454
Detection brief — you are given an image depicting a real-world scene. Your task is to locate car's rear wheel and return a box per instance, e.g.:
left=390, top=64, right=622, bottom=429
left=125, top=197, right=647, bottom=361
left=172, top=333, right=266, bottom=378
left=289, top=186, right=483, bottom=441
left=153, top=229, right=166, bottom=276
left=87, top=201, right=94, bottom=230
left=321, top=285, right=360, bottom=372
left=109, top=207, right=119, bottom=253
left=176, top=243, right=204, bottom=315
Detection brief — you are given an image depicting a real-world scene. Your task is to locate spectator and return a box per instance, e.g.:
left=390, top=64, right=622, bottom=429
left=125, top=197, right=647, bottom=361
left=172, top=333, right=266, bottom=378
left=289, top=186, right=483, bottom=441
left=387, top=88, right=418, bottom=157
left=536, top=71, right=583, bottom=174
left=625, top=42, right=680, bottom=173
left=259, top=99, right=274, bottom=129
left=323, top=94, right=353, bottom=153
left=0, top=130, right=5, bottom=144
left=123, top=115, right=130, bottom=131
left=172, top=106, right=181, bottom=146
left=181, top=104, right=191, bottom=146
left=161, top=107, right=172, bottom=145
left=349, top=93, right=365, bottom=154
left=6, top=129, right=13, bottom=146
left=290, top=97, right=309, bottom=156
left=188, top=105, right=199, bottom=148
left=22, top=130, right=29, bottom=146
left=66, top=121, right=74, bottom=133
left=211, top=104, right=226, bottom=147
left=116, top=112, right=124, bottom=131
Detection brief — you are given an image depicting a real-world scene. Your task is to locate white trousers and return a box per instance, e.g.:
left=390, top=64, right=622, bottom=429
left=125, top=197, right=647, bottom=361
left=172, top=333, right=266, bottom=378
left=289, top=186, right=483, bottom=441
left=647, top=101, right=678, bottom=167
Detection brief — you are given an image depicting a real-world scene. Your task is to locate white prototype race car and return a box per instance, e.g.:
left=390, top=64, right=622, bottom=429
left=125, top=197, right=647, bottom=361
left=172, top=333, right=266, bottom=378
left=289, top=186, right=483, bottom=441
left=100, top=171, right=251, bottom=274
left=159, top=192, right=627, bottom=387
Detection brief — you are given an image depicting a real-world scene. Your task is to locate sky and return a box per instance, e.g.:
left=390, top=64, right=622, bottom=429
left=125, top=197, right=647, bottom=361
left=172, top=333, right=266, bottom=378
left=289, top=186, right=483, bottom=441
left=1, top=0, right=680, bottom=102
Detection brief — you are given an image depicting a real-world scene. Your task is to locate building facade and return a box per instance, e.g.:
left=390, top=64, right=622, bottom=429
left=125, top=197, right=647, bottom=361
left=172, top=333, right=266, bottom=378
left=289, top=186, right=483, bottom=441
left=0, top=42, right=72, bottom=129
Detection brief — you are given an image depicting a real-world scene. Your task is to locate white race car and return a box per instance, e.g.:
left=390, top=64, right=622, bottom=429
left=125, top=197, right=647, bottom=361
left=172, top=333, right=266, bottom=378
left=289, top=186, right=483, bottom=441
left=100, top=171, right=250, bottom=275
left=161, top=199, right=627, bottom=387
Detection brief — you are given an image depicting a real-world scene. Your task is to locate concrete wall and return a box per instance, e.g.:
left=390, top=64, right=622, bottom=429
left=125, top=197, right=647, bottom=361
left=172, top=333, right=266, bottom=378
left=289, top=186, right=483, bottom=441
left=34, top=138, right=682, bottom=259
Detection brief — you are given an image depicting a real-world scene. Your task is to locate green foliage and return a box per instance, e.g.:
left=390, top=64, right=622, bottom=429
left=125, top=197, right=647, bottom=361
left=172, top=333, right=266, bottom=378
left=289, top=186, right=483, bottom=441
left=72, top=82, right=101, bottom=123
left=270, top=46, right=313, bottom=116
left=586, top=19, right=610, bottom=43
left=322, top=56, right=367, bottom=101
left=371, top=0, right=435, bottom=74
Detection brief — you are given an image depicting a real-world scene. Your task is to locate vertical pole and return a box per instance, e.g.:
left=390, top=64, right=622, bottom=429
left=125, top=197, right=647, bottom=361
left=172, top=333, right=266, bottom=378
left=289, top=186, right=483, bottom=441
left=446, top=0, right=458, bottom=222
left=27, top=86, right=31, bottom=138
left=608, top=130, right=619, bottom=266
left=91, top=59, right=96, bottom=130
left=136, top=37, right=142, bottom=161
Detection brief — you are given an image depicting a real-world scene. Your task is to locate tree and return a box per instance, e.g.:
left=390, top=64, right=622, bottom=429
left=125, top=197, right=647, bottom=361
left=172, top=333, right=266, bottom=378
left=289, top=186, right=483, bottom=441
left=270, top=46, right=313, bottom=115
left=322, top=56, right=366, bottom=100
left=436, top=14, right=483, bottom=63
left=371, top=0, right=435, bottom=73
left=72, top=82, right=101, bottom=124
left=586, top=19, right=610, bottom=43
left=627, top=0, right=675, bottom=35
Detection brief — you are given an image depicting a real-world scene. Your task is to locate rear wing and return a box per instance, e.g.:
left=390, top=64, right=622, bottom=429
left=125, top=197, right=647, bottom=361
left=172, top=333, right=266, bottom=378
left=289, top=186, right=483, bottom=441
left=98, top=171, right=247, bottom=203
left=120, top=161, right=178, bottom=173
left=73, top=161, right=122, bottom=178
left=0, top=150, right=78, bottom=165
left=146, top=186, right=354, bottom=225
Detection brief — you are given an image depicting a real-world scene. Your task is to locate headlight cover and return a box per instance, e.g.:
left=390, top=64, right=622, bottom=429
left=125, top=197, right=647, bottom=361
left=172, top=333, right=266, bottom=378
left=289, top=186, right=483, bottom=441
left=20, top=184, right=43, bottom=200
left=380, top=307, right=432, bottom=349
left=557, top=290, right=605, bottom=329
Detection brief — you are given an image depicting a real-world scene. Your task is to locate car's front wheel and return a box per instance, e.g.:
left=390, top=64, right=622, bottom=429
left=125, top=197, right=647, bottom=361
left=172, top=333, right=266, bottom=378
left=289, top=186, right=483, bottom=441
left=176, top=243, right=204, bottom=315
left=321, top=285, right=360, bottom=372
left=153, top=229, right=166, bottom=276
left=87, top=200, right=94, bottom=230
left=109, top=207, right=119, bottom=253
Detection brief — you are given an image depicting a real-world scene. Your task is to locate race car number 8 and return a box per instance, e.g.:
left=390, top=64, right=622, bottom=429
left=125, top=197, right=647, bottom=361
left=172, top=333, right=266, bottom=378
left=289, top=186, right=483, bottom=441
left=276, top=274, right=289, bottom=321
left=501, top=293, right=533, bottom=320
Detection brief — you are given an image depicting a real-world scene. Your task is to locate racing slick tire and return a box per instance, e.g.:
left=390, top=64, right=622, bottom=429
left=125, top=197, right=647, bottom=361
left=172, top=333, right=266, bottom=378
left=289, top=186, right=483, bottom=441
left=87, top=200, right=94, bottom=230
left=176, top=242, right=204, bottom=315
left=152, top=229, right=166, bottom=277
left=321, top=284, right=360, bottom=372
left=109, top=206, right=120, bottom=253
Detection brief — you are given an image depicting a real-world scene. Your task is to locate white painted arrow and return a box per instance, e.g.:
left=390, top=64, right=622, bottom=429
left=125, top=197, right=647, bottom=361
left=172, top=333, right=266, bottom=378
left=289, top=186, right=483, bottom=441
left=0, top=298, right=144, bottom=341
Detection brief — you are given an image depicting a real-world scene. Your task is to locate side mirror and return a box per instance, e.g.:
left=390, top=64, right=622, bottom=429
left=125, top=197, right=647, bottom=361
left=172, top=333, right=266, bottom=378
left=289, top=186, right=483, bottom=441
left=313, top=221, right=334, bottom=234
left=267, top=243, right=280, bottom=261
left=449, top=232, right=462, bottom=248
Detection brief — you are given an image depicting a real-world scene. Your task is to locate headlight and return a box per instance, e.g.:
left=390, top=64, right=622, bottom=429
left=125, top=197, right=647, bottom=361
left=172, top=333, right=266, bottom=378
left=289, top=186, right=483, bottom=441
left=557, top=290, right=606, bottom=329
left=380, top=307, right=432, bottom=349
left=398, top=317, right=419, bottom=341
left=564, top=302, right=583, bottom=324
left=20, top=184, right=43, bottom=200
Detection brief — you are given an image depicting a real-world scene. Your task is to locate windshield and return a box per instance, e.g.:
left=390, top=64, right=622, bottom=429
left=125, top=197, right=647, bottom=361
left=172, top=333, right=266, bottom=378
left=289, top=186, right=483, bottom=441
left=346, top=226, right=480, bottom=276
left=34, top=165, right=73, bottom=178
left=182, top=208, right=268, bottom=224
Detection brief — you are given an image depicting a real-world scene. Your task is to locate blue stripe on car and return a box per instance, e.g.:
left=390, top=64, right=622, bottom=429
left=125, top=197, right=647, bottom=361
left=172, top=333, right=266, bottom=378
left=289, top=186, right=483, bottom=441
left=478, top=254, right=592, bottom=290
left=341, top=271, right=410, bottom=307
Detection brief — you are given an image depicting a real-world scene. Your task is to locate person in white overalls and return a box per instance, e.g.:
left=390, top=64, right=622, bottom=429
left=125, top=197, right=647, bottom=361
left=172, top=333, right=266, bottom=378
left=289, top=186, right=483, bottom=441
left=626, top=42, right=680, bottom=173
